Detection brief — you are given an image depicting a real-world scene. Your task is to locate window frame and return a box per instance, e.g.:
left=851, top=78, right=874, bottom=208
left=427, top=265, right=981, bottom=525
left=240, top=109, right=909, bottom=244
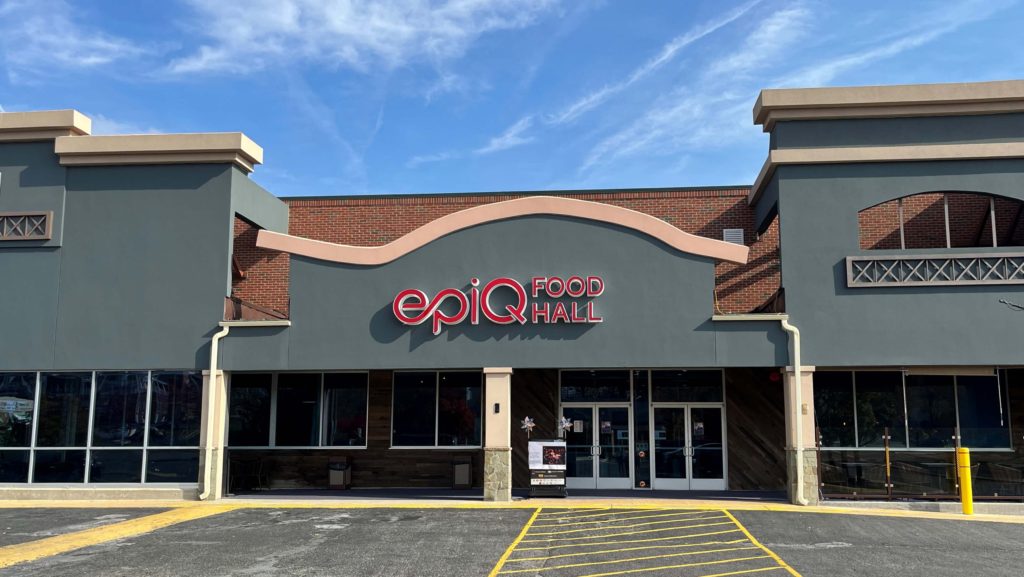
left=390, top=370, right=483, bottom=450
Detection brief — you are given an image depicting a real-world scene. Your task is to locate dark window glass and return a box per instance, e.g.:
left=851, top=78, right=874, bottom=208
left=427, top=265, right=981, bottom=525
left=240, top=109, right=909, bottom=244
left=0, top=450, right=30, bottom=483
left=0, top=373, right=36, bottom=447
left=393, top=372, right=436, bottom=446
left=814, top=372, right=856, bottom=447
left=92, top=372, right=148, bottom=447
left=228, top=374, right=272, bottom=446
left=651, top=370, right=723, bottom=403
left=89, top=450, right=143, bottom=483
left=437, top=372, right=482, bottom=446
left=560, top=371, right=630, bottom=403
left=324, top=373, right=368, bottom=447
left=145, top=449, right=199, bottom=483
left=957, top=375, right=1011, bottom=448
left=906, top=375, right=957, bottom=448
left=37, top=373, right=91, bottom=447
left=149, top=372, right=202, bottom=447
left=276, top=373, right=321, bottom=447
left=33, top=450, right=86, bottom=483
left=632, top=370, right=650, bottom=489
left=855, top=371, right=906, bottom=447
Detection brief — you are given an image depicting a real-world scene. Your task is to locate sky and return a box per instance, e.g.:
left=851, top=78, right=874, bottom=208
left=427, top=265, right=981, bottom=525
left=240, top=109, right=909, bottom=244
left=1, top=0, right=1022, bottom=197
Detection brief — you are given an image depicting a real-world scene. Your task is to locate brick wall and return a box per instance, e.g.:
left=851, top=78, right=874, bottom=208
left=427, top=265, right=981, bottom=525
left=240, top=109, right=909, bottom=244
left=231, top=188, right=782, bottom=316
left=232, top=215, right=290, bottom=314
left=859, top=192, right=1024, bottom=250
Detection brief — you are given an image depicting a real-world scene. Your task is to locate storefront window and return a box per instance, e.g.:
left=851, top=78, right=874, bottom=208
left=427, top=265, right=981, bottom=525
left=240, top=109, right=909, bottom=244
left=36, top=373, right=91, bottom=448
left=89, top=449, right=143, bottom=483
left=957, top=375, right=1010, bottom=447
left=323, top=373, right=368, bottom=447
left=905, top=375, right=957, bottom=448
left=276, top=373, right=321, bottom=447
left=814, top=372, right=855, bottom=447
left=560, top=370, right=630, bottom=402
left=92, top=371, right=148, bottom=447
left=855, top=372, right=906, bottom=448
left=149, top=371, right=202, bottom=447
left=438, top=372, right=482, bottom=446
left=0, top=373, right=35, bottom=448
left=651, top=370, right=723, bottom=403
left=145, top=449, right=199, bottom=483
left=229, top=374, right=272, bottom=446
left=33, top=449, right=87, bottom=483
left=392, top=372, right=438, bottom=447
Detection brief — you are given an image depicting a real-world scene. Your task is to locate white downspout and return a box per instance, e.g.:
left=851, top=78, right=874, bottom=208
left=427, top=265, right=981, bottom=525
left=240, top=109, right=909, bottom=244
left=199, top=324, right=230, bottom=501
left=779, top=318, right=810, bottom=506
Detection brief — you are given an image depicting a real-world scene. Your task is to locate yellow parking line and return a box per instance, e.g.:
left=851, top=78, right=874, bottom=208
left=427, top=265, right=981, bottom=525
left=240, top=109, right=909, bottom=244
left=486, top=507, right=541, bottom=577
left=0, top=505, right=238, bottom=570
left=521, top=519, right=733, bottom=542
left=570, top=554, right=772, bottom=577
left=532, top=510, right=714, bottom=527
left=529, top=514, right=724, bottom=536
left=505, top=538, right=749, bottom=563
left=535, top=509, right=645, bottom=521
left=498, top=545, right=761, bottom=574
left=513, top=528, right=743, bottom=551
left=724, top=510, right=802, bottom=577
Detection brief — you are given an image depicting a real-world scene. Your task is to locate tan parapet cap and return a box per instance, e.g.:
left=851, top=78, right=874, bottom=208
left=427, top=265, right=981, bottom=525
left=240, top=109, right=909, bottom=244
left=0, top=109, right=91, bottom=142
left=754, top=79, right=1024, bottom=131
left=54, top=132, right=264, bottom=173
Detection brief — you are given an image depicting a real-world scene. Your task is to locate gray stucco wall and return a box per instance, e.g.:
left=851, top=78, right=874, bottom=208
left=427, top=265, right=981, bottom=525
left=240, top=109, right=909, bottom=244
left=776, top=159, right=1024, bottom=367
left=771, top=114, right=1024, bottom=149
left=220, top=215, right=787, bottom=370
left=0, top=141, right=66, bottom=247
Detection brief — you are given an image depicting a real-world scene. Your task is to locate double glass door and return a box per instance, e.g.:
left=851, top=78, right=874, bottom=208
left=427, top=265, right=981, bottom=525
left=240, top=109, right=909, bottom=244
left=652, top=405, right=725, bottom=490
left=563, top=405, right=631, bottom=489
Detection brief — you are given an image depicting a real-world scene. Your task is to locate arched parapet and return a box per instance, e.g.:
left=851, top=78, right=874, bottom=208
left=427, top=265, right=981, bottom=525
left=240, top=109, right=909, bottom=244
left=257, top=195, right=749, bottom=265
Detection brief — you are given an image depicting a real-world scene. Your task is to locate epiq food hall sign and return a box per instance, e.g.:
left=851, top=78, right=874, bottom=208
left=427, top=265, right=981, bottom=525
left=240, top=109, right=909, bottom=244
left=393, top=276, right=604, bottom=335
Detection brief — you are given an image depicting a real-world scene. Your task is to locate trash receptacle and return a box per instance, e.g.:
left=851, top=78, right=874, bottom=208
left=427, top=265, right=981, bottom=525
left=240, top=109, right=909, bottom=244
left=452, top=456, right=472, bottom=489
left=329, top=458, right=351, bottom=490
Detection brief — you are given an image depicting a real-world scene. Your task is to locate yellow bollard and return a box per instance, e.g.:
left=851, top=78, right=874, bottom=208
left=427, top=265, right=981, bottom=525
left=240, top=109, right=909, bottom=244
left=957, top=447, right=974, bottom=516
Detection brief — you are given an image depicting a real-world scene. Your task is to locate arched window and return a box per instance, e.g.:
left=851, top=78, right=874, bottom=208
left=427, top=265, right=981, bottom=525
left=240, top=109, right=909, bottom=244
left=858, top=192, right=1024, bottom=250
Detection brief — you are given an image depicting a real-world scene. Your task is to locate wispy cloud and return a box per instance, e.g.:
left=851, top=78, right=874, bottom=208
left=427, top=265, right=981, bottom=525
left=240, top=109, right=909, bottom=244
left=169, top=0, right=560, bottom=75
left=474, top=115, right=534, bottom=155
left=406, top=150, right=461, bottom=168
left=0, top=0, right=148, bottom=83
left=545, top=0, right=764, bottom=126
left=89, top=114, right=162, bottom=135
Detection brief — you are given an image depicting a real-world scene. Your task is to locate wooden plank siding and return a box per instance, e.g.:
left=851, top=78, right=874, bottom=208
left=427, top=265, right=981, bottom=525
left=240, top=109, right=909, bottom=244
left=725, top=368, right=787, bottom=490
left=510, top=369, right=559, bottom=488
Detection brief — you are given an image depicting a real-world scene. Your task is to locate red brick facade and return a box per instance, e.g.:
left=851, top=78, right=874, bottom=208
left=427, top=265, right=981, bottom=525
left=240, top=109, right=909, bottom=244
left=232, top=188, right=784, bottom=317
left=859, top=192, right=1024, bottom=250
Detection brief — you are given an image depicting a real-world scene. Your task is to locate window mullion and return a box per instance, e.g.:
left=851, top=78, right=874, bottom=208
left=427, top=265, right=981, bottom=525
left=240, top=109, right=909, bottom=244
left=952, top=375, right=961, bottom=447
left=27, top=372, right=41, bottom=483
left=900, top=371, right=910, bottom=448
left=851, top=372, right=859, bottom=448
left=990, top=196, right=998, bottom=247
left=319, top=374, right=326, bottom=447
left=84, top=371, right=97, bottom=483
left=943, top=193, right=951, bottom=249
left=269, top=373, right=278, bottom=447
left=434, top=372, right=440, bottom=447
left=898, top=198, right=906, bottom=250
left=141, top=371, right=153, bottom=483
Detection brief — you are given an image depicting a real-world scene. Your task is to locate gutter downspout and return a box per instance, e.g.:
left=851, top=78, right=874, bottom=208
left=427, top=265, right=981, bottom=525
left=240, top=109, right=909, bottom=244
left=779, top=318, right=810, bottom=506
left=199, top=324, right=230, bottom=501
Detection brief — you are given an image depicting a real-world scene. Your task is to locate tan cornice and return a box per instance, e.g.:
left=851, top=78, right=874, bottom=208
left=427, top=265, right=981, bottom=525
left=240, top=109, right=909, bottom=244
left=0, top=110, right=91, bottom=142
left=749, top=142, right=1024, bottom=205
left=54, top=132, right=263, bottom=173
left=754, top=80, right=1024, bottom=131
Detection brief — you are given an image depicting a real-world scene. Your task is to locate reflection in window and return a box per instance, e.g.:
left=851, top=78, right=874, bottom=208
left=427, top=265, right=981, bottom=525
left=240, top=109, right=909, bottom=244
left=392, top=372, right=437, bottom=447
left=33, top=449, right=86, bottom=483
left=560, top=371, right=631, bottom=402
left=651, top=370, right=723, bottom=403
left=855, top=372, right=906, bottom=448
left=149, top=372, right=202, bottom=447
left=146, top=449, right=199, bottom=483
left=89, top=450, right=143, bottom=483
left=276, top=373, right=321, bottom=447
left=37, top=373, right=91, bottom=448
left=92, top=372, right=148, bottom=447
left=438, top=372, right=482, bottom=446
left=323, top=373, right=368, bottom=447
left=813, top=372, right=855, bottom=447
left=957, top=375, right=1010, bottom=448
left=0, top=373, right=35, bottom=448
left=905, top=375, right=957, bottom=448
left=0, top=451, right=30, bottom=483
left=229, top=374, right=272, bottom=446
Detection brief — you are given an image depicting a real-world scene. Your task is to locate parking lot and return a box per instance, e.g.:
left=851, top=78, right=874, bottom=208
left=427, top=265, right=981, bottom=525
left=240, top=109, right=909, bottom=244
left=0, top=504, right=1021, bottom=576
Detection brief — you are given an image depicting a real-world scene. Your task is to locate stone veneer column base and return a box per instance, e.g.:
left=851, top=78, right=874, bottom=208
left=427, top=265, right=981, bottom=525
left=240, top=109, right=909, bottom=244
left=483, top=447, right=512, bottom=502
left=785, top=448, right=820, bottom=505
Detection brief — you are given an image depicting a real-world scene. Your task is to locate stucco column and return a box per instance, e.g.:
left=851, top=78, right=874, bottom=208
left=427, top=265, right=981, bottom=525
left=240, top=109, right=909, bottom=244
left=483, top=367, right=513, bottom=502
left=783, top=366, right=818, bottom=505
left=199, top=370, right=229, bottom=500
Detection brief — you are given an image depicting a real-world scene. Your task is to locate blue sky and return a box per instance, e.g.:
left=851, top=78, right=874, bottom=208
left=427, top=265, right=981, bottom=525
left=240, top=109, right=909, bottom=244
left=1, top=0, right=1022, bottom=197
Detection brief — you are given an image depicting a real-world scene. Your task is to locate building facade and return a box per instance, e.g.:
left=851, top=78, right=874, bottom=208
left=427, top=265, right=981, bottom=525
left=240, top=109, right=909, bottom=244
left=1, top=81, right=1023, bottom=503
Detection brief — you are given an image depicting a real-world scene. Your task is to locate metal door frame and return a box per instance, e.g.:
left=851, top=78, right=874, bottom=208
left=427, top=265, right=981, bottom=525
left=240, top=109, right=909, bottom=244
left=651, top=402, right=727, bottom=491
left=561, top=402, right=633, bottom=490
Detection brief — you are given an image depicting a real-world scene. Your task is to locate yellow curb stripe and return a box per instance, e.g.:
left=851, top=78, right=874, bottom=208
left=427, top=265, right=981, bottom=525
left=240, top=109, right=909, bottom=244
left=498, top=545, right=761, bottom=574
left=529, top=514, right=724, bottom=536
left=0, top=505, right=238, bottom=570
left=571, top=554, right=772, bottom=577
left=513, top=528, right=743, bottom=551
left=521, top=519, right=732, bottom=542
left=486, top=507, right=541, bottom=577
left=724, top=510, right=802, bottom=577
left=532, top=510, right=712, bottom=527
left=505, top=538, right=748, bottom=562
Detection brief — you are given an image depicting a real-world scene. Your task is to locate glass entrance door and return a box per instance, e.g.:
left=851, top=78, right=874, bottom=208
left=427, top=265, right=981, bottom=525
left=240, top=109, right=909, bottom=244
left=563, top=405, right=632, bottom=489
left=652, top=405, right=725, bottom=490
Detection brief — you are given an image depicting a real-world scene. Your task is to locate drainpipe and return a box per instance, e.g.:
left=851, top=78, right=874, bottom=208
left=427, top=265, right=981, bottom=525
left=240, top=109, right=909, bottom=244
left=779, top=318, right=810, bottom=506
left=199, top=324, right=230, bottom=501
